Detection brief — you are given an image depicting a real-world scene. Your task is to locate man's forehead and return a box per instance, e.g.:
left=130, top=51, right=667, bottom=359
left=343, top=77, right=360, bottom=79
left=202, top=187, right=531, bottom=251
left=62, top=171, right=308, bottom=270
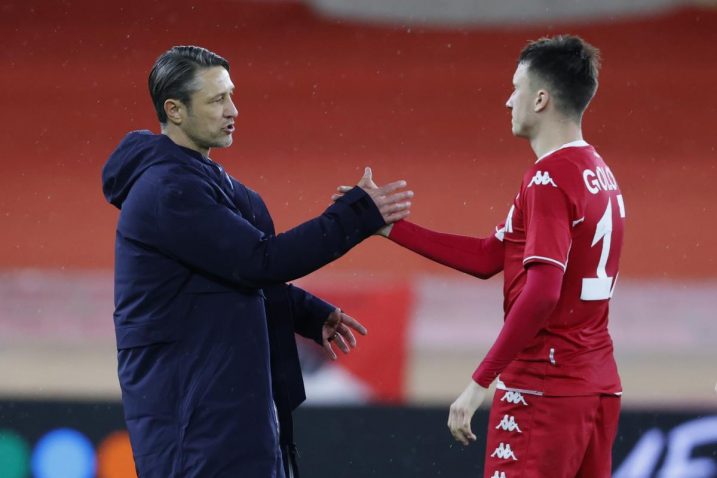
left=513, top=62, right=529, bottom=83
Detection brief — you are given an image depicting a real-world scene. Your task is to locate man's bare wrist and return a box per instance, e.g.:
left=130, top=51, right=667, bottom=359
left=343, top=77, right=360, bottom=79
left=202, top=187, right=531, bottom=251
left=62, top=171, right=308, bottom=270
left=378, top=223, right=394, bottom=237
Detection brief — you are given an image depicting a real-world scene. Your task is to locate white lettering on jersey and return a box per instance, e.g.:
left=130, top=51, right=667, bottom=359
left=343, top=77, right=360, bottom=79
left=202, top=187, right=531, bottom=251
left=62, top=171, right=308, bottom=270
left=491, top=442, right=518, bottom=461
left=490, top=472, right=507, bottom=478
left=583, top=166, right=618, bottom=194
left=500, top=391, right=528, bottom=406
left=528, top=171, right=557, bottom=188
left=496, top=415, right=523, bottom=433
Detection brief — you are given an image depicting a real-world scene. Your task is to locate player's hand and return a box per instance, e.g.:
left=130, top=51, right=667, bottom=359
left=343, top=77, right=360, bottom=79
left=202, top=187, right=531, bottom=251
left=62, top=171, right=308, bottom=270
left=322, top=308, right=368, bottom=360
left=448, top=381, right=487, bottom=446
left=331, top=167, right=409, bottom=234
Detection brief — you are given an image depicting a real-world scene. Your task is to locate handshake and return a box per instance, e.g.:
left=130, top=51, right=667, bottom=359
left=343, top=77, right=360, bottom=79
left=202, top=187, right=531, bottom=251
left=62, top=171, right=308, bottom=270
left=331, top=167, right=413, bottom=237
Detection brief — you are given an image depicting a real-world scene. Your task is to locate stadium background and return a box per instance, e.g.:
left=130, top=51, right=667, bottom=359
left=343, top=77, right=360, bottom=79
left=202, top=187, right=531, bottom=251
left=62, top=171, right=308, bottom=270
left=1, top=0, right=716, bottom=476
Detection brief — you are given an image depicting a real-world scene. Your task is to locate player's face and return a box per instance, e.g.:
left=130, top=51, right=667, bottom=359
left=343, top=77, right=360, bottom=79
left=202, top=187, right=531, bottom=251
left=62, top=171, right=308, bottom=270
left=181, top=67, right=238, bottom=153
left=505, top=62, right=538, bottom=139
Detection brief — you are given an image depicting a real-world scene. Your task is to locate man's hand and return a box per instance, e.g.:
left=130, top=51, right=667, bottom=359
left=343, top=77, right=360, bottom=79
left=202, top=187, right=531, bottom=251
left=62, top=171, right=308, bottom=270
left=447, top=381, right=488, bottom=446
left=322, top=308, right=368, bottom=360
left=331, top=167, right=409, bottom=234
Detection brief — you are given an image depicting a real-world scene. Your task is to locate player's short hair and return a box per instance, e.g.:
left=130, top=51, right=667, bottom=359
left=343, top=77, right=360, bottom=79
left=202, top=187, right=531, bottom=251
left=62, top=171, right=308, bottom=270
left=518, top=35, right=601, bottom=119
left=148, top=45, right=230, bottom=124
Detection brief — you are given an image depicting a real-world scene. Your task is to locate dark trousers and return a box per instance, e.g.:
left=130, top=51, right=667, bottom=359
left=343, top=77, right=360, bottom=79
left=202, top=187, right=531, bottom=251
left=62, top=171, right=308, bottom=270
left=282, top=443, right=300, bottom=478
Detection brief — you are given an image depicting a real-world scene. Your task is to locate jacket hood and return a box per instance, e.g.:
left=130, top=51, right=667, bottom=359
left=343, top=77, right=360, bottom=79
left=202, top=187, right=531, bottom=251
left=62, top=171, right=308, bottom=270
left=102, top=130, right=177, bottom=208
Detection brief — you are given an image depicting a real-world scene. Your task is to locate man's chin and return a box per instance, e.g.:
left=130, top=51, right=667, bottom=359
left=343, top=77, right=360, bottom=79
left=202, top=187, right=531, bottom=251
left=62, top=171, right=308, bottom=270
left=511, top=125, right=528, bottom=139
left=211, top=136, right=233, bottom=149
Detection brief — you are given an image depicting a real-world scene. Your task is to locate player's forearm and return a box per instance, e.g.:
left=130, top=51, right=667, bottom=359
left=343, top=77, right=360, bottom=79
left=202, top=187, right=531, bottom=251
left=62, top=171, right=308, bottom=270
left=387, top=220, right=504, bottom=279
left=472, top=263, right=563, bottom=387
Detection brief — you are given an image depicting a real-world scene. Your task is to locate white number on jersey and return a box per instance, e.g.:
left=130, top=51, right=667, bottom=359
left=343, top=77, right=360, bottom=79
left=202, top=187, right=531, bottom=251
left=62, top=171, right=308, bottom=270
left=581, top=195, right=624, bottom=301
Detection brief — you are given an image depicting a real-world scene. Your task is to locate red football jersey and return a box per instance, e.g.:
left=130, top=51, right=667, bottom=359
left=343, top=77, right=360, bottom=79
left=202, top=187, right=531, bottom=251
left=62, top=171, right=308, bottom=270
left=496, top=140, right=624, bottom=396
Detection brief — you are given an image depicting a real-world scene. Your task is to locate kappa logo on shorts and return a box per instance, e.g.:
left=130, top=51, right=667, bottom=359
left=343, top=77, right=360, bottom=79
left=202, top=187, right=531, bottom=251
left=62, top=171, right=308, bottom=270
left=491, top=442, right=518, bottom=461
left=490, top=472, right=507, bottom=478
left=500, top=391, right=528, bottom=406
left=528, top=170, right=557, bottom=188
left=496, top=414, right=522, bottom=433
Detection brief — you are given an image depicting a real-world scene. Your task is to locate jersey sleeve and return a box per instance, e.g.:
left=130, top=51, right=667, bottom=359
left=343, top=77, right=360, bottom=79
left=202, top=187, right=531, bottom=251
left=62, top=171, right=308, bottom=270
left=472, top=262, right=563, bottom=387
left=521, top=171, right=574, bottom=271
left=388, top=220, right=504, bottom=279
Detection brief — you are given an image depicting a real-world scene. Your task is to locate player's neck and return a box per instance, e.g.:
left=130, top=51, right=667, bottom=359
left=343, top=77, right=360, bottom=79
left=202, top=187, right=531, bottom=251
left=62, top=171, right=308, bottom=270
left=529, top=119, right=583, bottom=160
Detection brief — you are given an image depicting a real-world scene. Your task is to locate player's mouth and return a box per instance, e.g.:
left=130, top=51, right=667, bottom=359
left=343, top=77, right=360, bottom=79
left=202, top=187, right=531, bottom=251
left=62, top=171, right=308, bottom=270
left=222, top=124, right=235, bottom=134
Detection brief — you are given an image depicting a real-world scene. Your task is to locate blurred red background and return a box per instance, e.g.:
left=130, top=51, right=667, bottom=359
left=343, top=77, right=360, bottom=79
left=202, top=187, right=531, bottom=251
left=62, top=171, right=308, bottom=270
left=1, top=1, right=715, bottom=280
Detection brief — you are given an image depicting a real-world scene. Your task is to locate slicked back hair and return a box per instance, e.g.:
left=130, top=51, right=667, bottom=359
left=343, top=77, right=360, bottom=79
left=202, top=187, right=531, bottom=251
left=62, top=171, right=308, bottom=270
left=148, top=45, right=230, bottom=124
left=518, top=35, right=601, bottom=119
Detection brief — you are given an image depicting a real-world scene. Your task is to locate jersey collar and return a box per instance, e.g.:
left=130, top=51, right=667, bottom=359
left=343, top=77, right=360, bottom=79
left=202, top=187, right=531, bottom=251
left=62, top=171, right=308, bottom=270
left=535, top=139, right=590, bottom=163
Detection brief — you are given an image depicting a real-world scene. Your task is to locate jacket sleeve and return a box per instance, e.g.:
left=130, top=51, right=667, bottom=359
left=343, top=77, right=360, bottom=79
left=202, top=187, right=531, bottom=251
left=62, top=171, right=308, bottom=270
left=242, top=184, right=336, bottom=344
left=153, top=173, right=385, bottom=288
left=286, top=284, right=335, bottom=345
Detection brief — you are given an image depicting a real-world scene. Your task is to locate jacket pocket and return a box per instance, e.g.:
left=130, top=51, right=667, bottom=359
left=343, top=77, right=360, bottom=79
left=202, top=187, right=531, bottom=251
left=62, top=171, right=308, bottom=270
left=116, top=321, right=178, bottom=349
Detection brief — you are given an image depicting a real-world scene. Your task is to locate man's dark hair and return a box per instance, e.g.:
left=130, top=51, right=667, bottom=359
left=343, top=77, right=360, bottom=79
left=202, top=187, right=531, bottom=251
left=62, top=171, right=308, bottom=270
left=148, top=45, right=230, bottom=124
left=518, top=35, right=601, bottom=119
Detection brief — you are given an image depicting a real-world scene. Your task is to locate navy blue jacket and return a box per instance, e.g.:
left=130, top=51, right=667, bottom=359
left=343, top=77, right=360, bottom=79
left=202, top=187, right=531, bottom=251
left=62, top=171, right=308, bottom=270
left=102, top=131, right=384, bottom=477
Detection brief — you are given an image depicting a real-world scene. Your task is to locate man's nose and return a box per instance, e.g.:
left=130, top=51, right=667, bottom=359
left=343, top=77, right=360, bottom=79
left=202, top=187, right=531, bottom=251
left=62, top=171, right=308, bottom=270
left=227, top=99, right=238, bottom=118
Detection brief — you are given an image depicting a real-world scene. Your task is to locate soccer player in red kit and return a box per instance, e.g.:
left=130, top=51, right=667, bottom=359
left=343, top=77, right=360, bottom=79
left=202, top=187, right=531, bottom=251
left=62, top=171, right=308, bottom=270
left=337, top=35, right=624, bottom=477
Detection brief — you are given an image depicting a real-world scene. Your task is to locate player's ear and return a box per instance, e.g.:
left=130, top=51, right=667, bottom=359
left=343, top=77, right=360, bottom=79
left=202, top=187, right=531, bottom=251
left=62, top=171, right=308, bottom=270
left=164, top=99, right=184, bottom=125
left=534, top=89, right=549, bottom=113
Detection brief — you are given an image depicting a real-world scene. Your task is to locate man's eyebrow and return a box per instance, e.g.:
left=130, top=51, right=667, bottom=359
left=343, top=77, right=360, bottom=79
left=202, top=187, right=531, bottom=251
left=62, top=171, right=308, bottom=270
left=211, top=90, right=230, bottom=99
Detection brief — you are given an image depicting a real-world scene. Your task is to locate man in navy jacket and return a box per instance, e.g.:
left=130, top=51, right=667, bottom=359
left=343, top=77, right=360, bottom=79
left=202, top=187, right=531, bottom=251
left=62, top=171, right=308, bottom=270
left=101, top=46, right=412, bottom=477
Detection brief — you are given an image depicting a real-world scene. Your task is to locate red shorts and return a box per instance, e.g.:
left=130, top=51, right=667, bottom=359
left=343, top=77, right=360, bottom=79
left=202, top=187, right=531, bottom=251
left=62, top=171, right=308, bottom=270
left=483, top=390, right=620, bottom=478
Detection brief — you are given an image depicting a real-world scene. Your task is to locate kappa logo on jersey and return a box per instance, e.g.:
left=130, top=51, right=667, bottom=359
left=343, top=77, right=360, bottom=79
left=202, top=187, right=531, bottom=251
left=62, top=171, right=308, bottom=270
left=500, top=391, right=528, bottom=406
left=496, top=414, right=522, bottom=433
left=490, top=472, right=507, bottom=478
left=527, top=171, right=557, bottom=188
left=491, top=442, right=518, bottom=461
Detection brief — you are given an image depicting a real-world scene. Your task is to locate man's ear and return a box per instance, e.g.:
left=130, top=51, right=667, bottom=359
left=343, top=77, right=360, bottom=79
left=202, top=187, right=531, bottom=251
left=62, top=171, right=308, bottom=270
left=164, top=99, right=184, bottom=125
left=534, top=89, right=549, bottom=113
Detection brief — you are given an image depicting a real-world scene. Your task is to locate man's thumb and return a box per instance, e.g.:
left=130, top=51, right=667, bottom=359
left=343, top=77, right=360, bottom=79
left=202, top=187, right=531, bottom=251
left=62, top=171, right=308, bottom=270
left=362, top=166, right=373, bottom=182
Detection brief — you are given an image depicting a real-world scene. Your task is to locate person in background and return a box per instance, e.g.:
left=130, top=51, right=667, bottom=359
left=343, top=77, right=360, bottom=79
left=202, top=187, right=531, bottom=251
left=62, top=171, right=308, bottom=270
left=102, top=45, right=413, bottom=477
